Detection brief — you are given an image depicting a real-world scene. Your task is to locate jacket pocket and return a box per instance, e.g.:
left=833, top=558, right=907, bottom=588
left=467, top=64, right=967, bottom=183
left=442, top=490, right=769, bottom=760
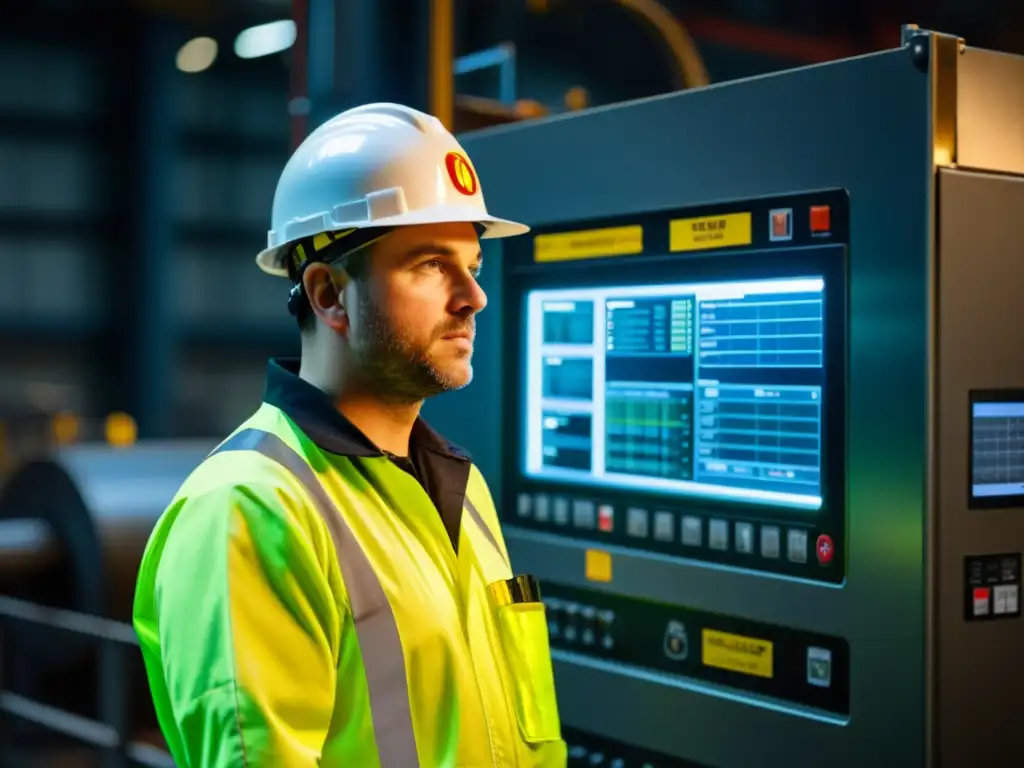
left=493, top=600, right=562, bottom=744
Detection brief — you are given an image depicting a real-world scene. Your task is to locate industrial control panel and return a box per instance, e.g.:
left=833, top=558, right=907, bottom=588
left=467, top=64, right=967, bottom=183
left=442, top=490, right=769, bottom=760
left=504, top=191, right=848, bottom=586
left=427, top=29, right=1024, bottom=768
left=495, top=190, right=852, bottom=722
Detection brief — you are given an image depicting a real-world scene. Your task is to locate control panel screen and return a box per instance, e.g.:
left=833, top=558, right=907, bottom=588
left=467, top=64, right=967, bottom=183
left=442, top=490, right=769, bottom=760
left=971, top=393, right=1024, bottom=506
left=525, top=277, right=826, bottom=511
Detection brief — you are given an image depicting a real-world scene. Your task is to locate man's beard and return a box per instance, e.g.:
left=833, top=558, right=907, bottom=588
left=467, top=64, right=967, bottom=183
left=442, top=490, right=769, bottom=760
left=348, top=292, right=474, bottom=404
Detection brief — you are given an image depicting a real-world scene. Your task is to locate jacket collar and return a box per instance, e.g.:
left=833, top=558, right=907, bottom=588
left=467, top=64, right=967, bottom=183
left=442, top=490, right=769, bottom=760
left=263, top=357, right=470, bottom=461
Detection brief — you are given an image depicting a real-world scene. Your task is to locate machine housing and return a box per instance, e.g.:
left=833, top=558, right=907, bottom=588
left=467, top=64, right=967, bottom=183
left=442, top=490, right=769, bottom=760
left=425, top=28, right=1024, bottom=768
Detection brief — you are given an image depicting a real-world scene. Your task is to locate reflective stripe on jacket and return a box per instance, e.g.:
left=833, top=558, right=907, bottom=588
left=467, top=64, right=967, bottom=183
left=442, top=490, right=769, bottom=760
left=132, top=402, right=567, bottom=767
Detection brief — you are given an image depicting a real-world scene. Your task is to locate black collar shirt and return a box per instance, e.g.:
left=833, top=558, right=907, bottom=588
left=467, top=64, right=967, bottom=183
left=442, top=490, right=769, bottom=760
left=263, top=357, right=472, bottom=551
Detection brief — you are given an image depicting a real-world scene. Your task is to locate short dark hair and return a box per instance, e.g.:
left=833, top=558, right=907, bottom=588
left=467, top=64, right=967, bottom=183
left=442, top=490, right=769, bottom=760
left=288, top=246, right=373, bottom=335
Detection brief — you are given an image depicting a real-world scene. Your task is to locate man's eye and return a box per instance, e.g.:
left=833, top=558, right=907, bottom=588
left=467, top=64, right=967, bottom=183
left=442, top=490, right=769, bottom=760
left=420, top=259, right=444, bottom=271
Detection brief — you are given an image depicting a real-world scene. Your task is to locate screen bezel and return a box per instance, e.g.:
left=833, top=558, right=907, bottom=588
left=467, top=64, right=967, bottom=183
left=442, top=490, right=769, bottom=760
left=500, top=192, right=850, bottom=583
left=968, top=388, right=1024, bottom=510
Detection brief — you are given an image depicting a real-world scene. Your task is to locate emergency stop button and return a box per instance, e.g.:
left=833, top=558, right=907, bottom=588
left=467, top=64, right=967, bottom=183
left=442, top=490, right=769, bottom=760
left=816, top=534, right=834, bottom=565
left=810, top=205, right=831, bottom=234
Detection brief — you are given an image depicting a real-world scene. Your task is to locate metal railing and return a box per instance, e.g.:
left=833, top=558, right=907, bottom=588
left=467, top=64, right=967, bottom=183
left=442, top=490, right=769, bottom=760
left=0, top=596, right=174, bottom=768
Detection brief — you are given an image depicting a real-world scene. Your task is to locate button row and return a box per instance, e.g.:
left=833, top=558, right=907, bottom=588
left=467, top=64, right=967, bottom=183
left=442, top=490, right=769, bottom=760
left=568, top=745, right=657, bottom=768
left=544, top=597, right=616, bottom=652
left=516, top=492, right=834, bottom=566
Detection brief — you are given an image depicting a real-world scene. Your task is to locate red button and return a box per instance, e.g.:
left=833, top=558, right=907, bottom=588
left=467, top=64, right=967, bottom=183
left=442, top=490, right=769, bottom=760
left=598, top=504, right=614, bottom=532
left=810, top=205, right=831, bottom=233
left=771, top=210, right=791, bottom=239
left=816, top=534, right=834, bottom=565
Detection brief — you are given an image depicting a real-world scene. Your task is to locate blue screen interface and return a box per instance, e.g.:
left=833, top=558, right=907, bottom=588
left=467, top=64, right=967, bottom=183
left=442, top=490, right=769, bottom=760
left=524, top=277, right=826, bottom=510
left=971, top=400, right=1024, bottom=499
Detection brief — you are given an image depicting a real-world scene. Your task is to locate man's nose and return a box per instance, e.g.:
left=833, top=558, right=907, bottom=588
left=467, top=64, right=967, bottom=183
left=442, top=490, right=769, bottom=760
left=454, top=273, right=488, bottom=314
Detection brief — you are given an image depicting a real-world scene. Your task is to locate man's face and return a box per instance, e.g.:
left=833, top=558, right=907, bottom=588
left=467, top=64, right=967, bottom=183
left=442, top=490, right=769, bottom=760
left=344, top=222, right=487, bottom=404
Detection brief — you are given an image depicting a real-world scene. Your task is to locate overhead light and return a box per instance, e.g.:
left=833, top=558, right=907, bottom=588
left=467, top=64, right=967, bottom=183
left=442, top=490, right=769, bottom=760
left=176, top=37, right=218, bottom=73
left=234, top=20, right=297, bottom=59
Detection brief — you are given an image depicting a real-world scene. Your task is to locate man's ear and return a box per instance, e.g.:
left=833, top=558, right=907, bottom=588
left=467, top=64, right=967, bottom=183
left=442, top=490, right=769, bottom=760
left=303, top=262, right=349, bottom=333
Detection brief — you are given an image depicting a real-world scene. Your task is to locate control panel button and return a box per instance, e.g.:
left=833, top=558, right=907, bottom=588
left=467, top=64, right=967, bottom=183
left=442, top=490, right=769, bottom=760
left=787, top=528, right=808, bottom=563
left=516, top=493, right=532, bottom=518
left=563, top=603, right=580, bottom=642
left=761, top=526, right=780, bottom=559
left=597, top=504, right=614, bottom=532
left=663, top=620, right=689, bottom=661
left=534, top=494, right=550, bottom=522
left=553, top=497, right=570, bottom=526
left=581, top=606, right=596, bottom=646
left=973, top=587, right=991, bottom=617
left=573, top=500, right=595, bottom=529
left=810, top=204, right=831, bottom=234
left=735, top=522, right=754, bottom=554
left=708, top=519, right=729, bottom=551
left=568, top=745, right=588, bottom=762
left=770, top=208, right=793, bottom=241
left=806, top=646, right=832, bottom=688
left=816, top=534, right=834, bottom=565
left=626, top=507, right=649, bottom=538
left=995, top=584, right=1019, bottom=615
left=681, top=515, right=702, bottom=546
left=544, top=598, right=562, bottom=637
left=653, top=511, right=674, bottom=541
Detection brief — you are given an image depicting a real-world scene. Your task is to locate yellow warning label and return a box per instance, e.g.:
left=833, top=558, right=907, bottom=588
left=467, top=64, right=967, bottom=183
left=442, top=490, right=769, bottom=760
left=701, top=629, right=774, bottom=679
left=669, top=212, right=752, bottom=252
left=585, top=549, right=612, bottom=583
left=534, top=225, right=643, bottom=262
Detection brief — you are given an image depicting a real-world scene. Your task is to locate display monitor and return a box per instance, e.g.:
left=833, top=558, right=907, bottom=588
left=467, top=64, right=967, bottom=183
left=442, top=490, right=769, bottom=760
left=970, top=390, right=1024, bottom=508
left=524, top=276, right=826, bottom=511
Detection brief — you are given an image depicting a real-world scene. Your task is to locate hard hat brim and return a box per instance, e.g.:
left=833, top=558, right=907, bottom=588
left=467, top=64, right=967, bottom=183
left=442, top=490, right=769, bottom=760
left=255, top=206, right=530, bottom=277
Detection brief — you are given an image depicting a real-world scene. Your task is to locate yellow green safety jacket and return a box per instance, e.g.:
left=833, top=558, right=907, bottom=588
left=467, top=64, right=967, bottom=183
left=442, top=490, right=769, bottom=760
left=133, top=358, right=567, bottom=767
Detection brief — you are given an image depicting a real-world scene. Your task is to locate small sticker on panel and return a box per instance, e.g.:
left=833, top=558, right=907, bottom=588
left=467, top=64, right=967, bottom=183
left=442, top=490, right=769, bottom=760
left=669, top=212, right=752, bottom=252
left=701, top=628, right=774, bottom=679
left=585, top=549, right=613, bottom=583
left=534, top=225, right=643, bottom=262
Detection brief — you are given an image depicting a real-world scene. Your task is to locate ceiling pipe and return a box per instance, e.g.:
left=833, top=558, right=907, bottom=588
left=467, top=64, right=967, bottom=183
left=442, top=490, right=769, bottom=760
left=612, top=0, right=711, bottom=89
left=429, top=0, right=455, bottom=130
left=682, top=13, right=871, bottom=64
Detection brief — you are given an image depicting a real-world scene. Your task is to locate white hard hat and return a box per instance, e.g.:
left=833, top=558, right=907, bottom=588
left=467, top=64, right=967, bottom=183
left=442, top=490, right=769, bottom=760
left=256, top=102, right=529, bottom=276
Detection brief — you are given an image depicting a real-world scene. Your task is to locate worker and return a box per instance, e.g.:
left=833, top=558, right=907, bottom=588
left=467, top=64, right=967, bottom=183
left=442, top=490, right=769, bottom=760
left=132, top=103, right=567, bottom=767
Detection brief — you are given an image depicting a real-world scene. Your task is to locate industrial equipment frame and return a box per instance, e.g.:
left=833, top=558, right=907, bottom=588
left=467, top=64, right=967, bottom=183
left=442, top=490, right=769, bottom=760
left=0, top=596, right=174, bottom=768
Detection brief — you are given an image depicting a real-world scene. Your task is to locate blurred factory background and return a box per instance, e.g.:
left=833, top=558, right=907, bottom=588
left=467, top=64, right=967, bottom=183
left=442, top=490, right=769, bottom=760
left=0, top=0, right=1021, bottom=766
left=0, top=0, right=1019, bottom=445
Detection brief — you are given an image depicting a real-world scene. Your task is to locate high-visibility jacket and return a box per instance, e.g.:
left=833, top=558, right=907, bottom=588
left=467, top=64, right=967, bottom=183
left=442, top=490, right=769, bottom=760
left=133, top=398, right=567, bottom=767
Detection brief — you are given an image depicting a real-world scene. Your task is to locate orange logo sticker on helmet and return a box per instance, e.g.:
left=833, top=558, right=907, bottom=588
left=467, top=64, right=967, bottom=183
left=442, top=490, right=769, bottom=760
left=445, top=152, right=478, bottom=196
